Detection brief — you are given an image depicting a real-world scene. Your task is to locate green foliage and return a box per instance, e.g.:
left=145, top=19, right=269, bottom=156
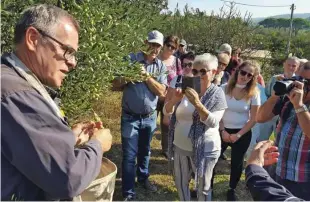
left=162, top=4, right=256, bottom=54
left=2, top=1, right=309, bottom=121
left=1, top=0, right=167, bottom=122
left=60, top=0, right=169, bottom=121
left=259, top=17, right=310, bottom=35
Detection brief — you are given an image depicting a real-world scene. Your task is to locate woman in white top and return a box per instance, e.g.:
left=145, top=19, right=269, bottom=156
left=164, top=54, right=227, bottom=201
left=217, top=61, right=261, bottom=201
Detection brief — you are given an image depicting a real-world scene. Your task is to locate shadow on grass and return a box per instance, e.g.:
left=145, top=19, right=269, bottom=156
left=104, top=143, right=172, bottom=179
left=113, top=177, right=179, bottom=201
left=112, top=174, right=252, bottom=201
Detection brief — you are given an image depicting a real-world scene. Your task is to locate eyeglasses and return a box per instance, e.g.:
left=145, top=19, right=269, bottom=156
left=239, top=69, right=254, bottom=78
left=182, top=62, right=193, bottom=68
left=36, top=28, right=77, bottom=62
left=165, top=43, right=176, bottom=50
left=192, top=68, right=209, bottom=76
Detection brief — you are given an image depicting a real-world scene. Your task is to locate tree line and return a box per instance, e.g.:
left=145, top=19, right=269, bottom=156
left=2, top=0, right=310, bottom=121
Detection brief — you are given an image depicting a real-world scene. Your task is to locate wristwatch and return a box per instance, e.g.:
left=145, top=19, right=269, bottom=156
left=295, top=104, right=309, bottom=114
left=236, top=133, right=242, bottom=138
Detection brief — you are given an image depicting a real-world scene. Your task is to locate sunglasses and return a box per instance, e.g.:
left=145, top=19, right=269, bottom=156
left=180, top=44, right=185, bottom=47
left=182, top=62, right=193, bottom=68
left=218, top=61, right=228, bottom=66
left=166, top=44, right=176, bottom=50
left=239, top=69, right=254, bottom=78
left=192, top=68, right=209, bottom=76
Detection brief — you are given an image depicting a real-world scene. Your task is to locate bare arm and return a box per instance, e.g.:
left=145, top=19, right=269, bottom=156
left=295, top=108, right=310, bottom=138
left=145, top=77, right=167, bottom=97
left=195, top=102, right=210, bottom=122
left=256, top=96, right=279, bottom=123
left=238, top=105, right=259, bottom=136
left=165, top=87, right=175, bottom=103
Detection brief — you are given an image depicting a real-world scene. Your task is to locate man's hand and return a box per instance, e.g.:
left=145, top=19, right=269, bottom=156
left=185, top=87, right=201, bottom=107
left=140, top=64, right=149, bottom=77
left=246, top=140, right=280, bottom=167
left=288, top=81, right=304, bottom=108
left=91, top=128, right=113, bottom=152
left=72, top=121, right=103, bottom=146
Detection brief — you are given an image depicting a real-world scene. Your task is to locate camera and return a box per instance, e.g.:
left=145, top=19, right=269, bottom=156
left=273, top=76, right=308, bottom=96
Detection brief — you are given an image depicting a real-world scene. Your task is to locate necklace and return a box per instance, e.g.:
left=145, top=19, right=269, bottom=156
left=236, top=84, right=246, bottom=89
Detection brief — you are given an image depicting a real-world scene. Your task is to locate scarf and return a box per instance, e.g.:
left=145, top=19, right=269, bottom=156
left=4, top=53, right=63, bottom=120
left=168, top=83, right=227, bottom=178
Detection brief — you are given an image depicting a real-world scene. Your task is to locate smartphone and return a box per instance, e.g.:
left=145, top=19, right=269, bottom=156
left=181, top=76, right=201, bottom=94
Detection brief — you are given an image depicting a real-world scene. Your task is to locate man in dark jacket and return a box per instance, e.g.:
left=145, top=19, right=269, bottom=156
left=246, top=140, right=303, bottom=201
left=1, top=4, right=112, bottom=200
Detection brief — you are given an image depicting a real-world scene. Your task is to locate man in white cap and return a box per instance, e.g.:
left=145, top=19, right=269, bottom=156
left=217, top=43, right=232, bottom=57
left=113, top=30, right=167, bottom=201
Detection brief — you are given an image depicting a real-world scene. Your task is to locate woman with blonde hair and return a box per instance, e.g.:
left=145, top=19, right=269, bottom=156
left=218, top=61, right=261, bottom=200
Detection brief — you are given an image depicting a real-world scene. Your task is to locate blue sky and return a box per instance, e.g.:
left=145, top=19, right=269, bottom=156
left=167, top=0, right=310, bottom=18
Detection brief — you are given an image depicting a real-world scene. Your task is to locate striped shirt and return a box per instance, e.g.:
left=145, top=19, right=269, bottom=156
left=273, top=97, right=310, bottom=182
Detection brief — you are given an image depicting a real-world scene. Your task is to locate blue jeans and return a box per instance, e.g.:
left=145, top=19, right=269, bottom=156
left=121, top=110, right=157, bottom=198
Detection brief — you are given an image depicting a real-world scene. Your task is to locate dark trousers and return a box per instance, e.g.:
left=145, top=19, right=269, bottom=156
left=211, top=128, right=252, bottom=189
left=276, top=175, right=310, bottom=200
left=157, top=99, right=169, bottom=153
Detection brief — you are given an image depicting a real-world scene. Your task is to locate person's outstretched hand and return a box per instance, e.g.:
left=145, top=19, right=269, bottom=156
left=246, top=140, right=280, bottom=167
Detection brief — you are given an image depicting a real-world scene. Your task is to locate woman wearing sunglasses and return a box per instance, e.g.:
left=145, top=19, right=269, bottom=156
left=157, top=35, right=183, bottom=158
left=164, top=54, right=227, bottom=201
left=218, top=61, right=261, bottom=201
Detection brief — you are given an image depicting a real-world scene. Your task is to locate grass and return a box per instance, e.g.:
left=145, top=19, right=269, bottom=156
left=90, top=91, right=252, bottom=201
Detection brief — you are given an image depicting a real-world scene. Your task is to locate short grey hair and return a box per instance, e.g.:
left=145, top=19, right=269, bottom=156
left=299, top=58, right=308, bottom=65
left=193, top=53, right=218, bottom=71
left=286, top=56, right=300, bottom=64
left=14, top=4, right=79, bottom=45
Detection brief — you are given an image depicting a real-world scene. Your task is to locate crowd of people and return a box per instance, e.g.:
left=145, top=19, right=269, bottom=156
left=2, top=4, right=310, bottom=202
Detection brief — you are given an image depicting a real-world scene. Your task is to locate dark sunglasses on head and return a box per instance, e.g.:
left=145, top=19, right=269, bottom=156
left=182, top=62, right=193, bottom=68
left=192, top=68, right=209, bottom=76
left=166, top=43, right=176, bottom=50
left=239, top=69, right=253, bottom=78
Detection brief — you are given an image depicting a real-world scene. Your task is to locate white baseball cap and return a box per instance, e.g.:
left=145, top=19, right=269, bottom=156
left=147, top=30, right=164, bottom=47
left=217, top=43, right=232, bottom=55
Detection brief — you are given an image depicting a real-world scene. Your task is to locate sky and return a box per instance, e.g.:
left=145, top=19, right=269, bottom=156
left=167, top=0, right=310, bottom=18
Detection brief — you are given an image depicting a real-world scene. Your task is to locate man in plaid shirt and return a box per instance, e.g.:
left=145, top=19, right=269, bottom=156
left=257, top=62, right=310, bottom=200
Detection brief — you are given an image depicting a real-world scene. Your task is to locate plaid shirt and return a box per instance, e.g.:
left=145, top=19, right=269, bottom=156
left=273, top=97, right=310, bottom=182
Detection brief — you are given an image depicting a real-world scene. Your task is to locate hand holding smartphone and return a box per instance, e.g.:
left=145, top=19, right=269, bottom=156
left=181, top=76, right=201, bottom=94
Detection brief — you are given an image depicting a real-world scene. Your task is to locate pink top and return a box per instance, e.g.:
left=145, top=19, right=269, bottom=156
left=162, top=55, right=182, bottom=85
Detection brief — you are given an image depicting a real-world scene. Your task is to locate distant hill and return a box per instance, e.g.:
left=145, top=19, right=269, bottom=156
left=252, top=13, right=310, bottom=24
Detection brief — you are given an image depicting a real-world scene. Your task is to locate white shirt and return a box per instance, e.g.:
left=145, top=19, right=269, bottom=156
left=221, top=84, right=261, bottom=129
left=169, top=75, right=182, bottom=89
left=164, top=97, right=225, bottom=153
